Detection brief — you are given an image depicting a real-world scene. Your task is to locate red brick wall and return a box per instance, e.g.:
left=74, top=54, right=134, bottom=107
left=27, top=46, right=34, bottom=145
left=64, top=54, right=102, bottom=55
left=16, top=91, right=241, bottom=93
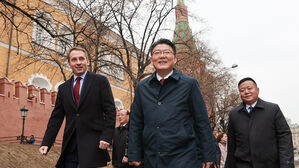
left=0, top=77, right=64, bottom=145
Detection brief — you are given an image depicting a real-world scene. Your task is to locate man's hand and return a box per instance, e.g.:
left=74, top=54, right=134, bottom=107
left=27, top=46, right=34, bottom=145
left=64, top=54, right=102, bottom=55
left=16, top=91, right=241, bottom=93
left=129, top=161, right=141, bottom=167
left=99, top=140, right=110, bottom=149
left=202, top=162, right=213, bottom=168
left=39, top=146, right=48, bottom=155
left=122, top=156, right=128, bottom=163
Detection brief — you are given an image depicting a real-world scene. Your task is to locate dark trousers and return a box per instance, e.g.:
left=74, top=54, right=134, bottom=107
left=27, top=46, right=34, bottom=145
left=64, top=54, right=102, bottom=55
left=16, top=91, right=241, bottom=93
left=64, top=132, right=80, bottom=168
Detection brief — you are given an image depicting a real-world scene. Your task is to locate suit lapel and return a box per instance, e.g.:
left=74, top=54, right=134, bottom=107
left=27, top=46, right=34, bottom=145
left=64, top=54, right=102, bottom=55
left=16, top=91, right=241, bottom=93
left=78, top=71, right=92, bottom=107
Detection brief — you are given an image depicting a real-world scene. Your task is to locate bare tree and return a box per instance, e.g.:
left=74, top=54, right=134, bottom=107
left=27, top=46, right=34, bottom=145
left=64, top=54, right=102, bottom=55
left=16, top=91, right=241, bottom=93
left=174, top=34, right=241, bottom=133
left=1, top=0, right=239, bottom=122
left=103, top=0, right=176, bottom=90
left=1, top=0, right=176, bottom=90
left=211, top=68, right=241, bottom=133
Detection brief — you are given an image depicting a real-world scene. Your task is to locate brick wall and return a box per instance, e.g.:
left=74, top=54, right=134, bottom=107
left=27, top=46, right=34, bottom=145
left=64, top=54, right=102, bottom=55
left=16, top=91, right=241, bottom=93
left=0, top=77, right=64, bottom=144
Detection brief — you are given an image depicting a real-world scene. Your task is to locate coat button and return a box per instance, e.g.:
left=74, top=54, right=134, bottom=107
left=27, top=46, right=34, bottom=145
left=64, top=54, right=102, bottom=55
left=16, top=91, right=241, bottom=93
left=158, top=102, right=162, bottom=105
left=76, top=113, right=80, bottom=117
left=157, top=126, right=160, bottom=129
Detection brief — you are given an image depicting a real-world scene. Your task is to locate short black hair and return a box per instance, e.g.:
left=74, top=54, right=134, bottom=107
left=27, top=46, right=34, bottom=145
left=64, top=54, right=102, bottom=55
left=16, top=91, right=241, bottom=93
left=238, top=77, right=257, bottom=87
left=149, top=38, right=176, bottom=56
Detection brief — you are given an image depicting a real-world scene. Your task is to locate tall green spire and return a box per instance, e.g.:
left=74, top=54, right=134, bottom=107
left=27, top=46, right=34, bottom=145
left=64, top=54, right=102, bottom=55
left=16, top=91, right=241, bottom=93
left=177, top=0, right=185, bottom=5
left=173, top=0, right=193, bottom=43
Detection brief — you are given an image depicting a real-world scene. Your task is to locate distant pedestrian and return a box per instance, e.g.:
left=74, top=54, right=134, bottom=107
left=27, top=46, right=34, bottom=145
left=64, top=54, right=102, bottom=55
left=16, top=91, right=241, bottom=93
left=112, top=109, right=133, bottom=168
left=216, top=133, right=227, bottom=168
left=28, top=135, right=35, bottom=144
left=210, top=135, right=221, bottom=168
left=227, top=77, right=294, bottom=168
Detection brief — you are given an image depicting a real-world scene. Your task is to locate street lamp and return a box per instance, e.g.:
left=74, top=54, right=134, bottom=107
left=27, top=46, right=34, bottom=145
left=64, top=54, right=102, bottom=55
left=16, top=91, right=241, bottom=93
left=231, top=64, right=238, bottom=69
left=20, top=106, right=28, bottom=144
left=215, top=64, right=238, bottom=133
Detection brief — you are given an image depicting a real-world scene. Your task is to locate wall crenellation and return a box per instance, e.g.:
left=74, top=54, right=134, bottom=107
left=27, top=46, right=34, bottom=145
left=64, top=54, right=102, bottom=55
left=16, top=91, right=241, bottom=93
left=0, top=77, right=57, bottom=106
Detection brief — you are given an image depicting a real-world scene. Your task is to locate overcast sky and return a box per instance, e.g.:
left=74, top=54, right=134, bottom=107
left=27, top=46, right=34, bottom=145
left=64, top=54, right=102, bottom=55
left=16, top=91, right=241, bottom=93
left=184, top=0, right=299, bottom=124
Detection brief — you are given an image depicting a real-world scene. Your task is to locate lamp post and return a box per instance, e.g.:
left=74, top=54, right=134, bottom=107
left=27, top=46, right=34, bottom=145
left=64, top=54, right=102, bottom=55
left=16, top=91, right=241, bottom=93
left=215, top=64, right=238, bottom=133
left=20, top=106, right=28, bottom=144
left=231, top=64, right=238, bottom=69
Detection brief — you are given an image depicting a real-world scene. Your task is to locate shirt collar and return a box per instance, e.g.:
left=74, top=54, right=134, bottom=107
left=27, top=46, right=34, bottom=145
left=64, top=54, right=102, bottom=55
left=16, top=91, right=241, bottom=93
left=74, top=71, right=87, bottom=81
left=156, top=70, right=173, bottom=81
left=246, top=101, right=257, bottom=111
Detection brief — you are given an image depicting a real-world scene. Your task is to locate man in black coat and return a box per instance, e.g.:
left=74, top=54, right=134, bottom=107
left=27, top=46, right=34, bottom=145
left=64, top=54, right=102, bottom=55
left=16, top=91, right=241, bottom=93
left=39, top=47, right=116, bottom=168
left=227, top=77, right=294, bottom=168
left=128, top=39, right=215, bottom=168
left=112, top=109, right=132, bottom=168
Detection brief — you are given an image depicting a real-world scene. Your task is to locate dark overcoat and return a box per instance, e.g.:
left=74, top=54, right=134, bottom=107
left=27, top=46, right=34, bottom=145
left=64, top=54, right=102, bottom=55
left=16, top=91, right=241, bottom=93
left=128, top=69, right=216, bottom=168
left=41, top=72, right=116, bottom=168
left=112, top=124, right=131, bottom=168
left=227, top=98, right=294, bottom=168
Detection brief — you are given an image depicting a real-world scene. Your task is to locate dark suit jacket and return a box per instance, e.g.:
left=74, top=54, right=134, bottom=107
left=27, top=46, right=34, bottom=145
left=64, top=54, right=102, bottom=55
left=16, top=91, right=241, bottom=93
left=227, top=98, right=294, bottom=168
left=112, top=124, right=133, bottom=168
left=128, top=69, right=216, bottom=168
left=41, top=71, right=116, bottom=168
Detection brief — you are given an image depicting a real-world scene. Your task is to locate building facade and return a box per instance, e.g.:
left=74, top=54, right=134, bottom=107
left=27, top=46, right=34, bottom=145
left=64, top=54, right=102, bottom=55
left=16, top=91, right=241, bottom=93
left=0, top=0, right=145, bottom=142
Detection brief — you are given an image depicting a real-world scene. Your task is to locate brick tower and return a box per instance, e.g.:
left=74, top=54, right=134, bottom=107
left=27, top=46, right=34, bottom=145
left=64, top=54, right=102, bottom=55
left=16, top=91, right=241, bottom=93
left=173, top=0, right=203, bottom=78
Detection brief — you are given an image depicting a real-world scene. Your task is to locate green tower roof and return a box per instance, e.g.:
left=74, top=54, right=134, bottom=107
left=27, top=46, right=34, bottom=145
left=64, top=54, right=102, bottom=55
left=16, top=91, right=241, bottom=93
left=173, top=0, right=193, bottom=43
left=177, top=0, right=185, bottom=5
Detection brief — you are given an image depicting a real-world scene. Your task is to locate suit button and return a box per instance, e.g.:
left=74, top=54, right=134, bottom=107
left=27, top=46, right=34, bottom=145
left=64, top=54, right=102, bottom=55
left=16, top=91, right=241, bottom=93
left=157, top=126, right=160, bottom=129
left=76, top=113, right=80, bottom=117
left=158, top=102, right=162, bottom=105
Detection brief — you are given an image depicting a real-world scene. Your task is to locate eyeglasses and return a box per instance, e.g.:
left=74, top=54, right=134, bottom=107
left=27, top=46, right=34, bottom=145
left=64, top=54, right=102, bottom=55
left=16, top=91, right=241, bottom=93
left=152, top=50, right=173, bottom=56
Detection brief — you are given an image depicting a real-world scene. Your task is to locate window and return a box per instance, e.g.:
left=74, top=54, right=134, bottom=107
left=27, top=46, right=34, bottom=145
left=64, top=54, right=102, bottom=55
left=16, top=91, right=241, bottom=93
left=32, top=10, right=55, bottom=50
left=57, top=23, right=74, bottom=55
left=99, top=52, right=111, bottom=75
left=110, top=55, right=124, bottom=80
left=98, top=46, right=124, bottom=80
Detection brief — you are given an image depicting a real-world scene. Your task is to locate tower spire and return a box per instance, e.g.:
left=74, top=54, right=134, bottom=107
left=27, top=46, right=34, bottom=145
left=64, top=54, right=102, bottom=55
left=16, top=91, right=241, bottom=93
left=177, top=0, right=184, bottom=5
left=173, top=0, right=193, bottom=44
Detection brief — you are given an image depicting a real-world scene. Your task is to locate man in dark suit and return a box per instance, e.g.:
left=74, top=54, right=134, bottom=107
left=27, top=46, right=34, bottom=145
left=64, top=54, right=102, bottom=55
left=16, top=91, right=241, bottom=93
left=128, top=39, right=215, bottom=168
left=112, top=109, right=132, bottom=168
left=39, top=47, right=116, bottom=168
left=227, top=77, right=294, bottom=168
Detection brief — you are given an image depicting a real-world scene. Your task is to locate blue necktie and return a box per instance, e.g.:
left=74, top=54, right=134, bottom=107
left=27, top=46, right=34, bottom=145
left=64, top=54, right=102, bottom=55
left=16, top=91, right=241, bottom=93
left=248, top=106, right=253, bottom=113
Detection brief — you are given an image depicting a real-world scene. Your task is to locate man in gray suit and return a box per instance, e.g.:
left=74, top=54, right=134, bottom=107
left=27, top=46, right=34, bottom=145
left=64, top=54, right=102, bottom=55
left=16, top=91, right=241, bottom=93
left=227, top=77, right=294, bottom=168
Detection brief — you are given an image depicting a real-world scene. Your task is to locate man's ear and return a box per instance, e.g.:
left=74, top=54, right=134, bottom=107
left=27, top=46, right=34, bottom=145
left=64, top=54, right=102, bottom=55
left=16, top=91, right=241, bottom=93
left=174, top=56, right=178, bottom=64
